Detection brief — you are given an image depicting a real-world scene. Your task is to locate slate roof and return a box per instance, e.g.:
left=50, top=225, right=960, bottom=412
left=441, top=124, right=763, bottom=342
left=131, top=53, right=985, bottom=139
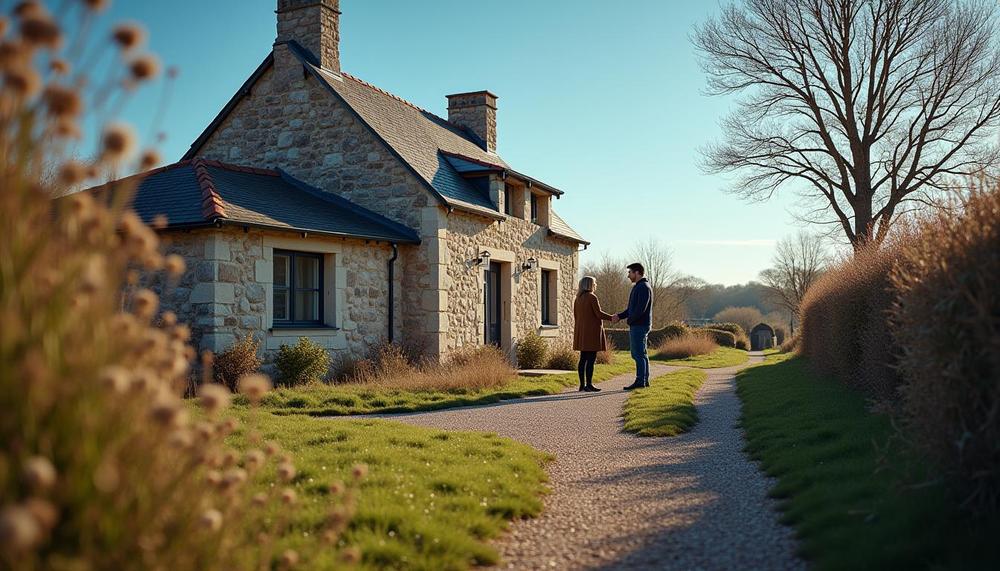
left=80, top=159, right=420, bottom=244
left=183, top=41, right=586, bottom=243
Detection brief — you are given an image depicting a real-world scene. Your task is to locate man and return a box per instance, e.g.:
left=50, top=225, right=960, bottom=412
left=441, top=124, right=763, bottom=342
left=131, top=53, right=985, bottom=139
left=612, top=262, right=654, bottom=390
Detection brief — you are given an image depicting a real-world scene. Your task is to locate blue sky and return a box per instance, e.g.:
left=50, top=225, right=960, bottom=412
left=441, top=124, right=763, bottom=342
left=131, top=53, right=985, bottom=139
left=93, top=0, right=804, bottom=285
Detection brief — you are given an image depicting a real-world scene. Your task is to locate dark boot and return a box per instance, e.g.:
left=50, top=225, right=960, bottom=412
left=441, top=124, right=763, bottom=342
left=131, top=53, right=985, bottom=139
left=584, top=383, right=601, bottom=392
left=579, top=381, right=586, bottom=392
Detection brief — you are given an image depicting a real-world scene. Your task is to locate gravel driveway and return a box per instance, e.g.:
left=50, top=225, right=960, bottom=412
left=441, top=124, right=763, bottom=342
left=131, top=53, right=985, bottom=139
left=366, top=354, right=803, bottom=570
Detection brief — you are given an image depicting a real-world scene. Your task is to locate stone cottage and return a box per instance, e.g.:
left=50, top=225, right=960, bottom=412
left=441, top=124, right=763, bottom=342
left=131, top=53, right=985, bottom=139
left=87, top=0, right=588, bottom=362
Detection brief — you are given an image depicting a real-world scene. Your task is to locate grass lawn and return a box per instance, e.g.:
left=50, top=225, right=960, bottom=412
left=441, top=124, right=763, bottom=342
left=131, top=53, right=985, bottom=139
left=234, top=412, right=550, bottom=570
left=255, top=360, right=634, bottom=416
left=653, top=346, right=749, bottom=368
left=621, top=369, right=708, bottom=436
left=737, top=353, right=1000, bottom=570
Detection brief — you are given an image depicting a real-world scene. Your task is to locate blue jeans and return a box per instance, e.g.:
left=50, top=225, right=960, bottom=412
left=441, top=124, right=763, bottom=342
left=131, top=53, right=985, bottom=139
left=629, top=325, right=651, bottom=384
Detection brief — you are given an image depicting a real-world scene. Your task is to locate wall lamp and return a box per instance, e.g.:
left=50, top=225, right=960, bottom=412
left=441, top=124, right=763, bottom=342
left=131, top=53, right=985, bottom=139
left=521, top=257, right=538, bottom=272
left=475, top=250, right=491, bottom=266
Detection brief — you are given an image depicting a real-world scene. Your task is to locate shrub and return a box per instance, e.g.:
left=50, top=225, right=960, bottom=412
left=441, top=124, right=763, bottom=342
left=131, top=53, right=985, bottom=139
left=709, top=321, right=751, bottom=349
left=707, top=322, right=746, bottom=338
left=712, top=306, right=764, bottom=336
left=212, top=335, right=262, bottom=392
left=597, top=338, right=616, bottom=365
left=773, top=326, right=787, bottom=345
left=516, top=333, right=548, bottom=369
left=891, top=184, right=1000, bottom=515
left=275, top=337, right=332, bottom=386
left=606, top=322, right=688, bottom=350
left=699, top=328, right=736, bottom=348
left=656, top=334, right=718, bottom=359
left=546, top=342, right=577, bottom=370
left=779, top=334, right=800, bottom=354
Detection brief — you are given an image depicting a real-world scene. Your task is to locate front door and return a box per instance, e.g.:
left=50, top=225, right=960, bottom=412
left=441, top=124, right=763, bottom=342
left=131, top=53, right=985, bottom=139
left=484, top=262, right=501, bottom=346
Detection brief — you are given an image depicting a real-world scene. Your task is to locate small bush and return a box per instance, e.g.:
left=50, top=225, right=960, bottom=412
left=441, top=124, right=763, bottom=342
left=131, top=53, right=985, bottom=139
left=212, top=335, right=262, bottom=392
left=516, top=333, right=548, bottom=369
left=891, top=184, right=1000, bottom=515
left=712, top=306, right=764, bottom=336
left=709, top=321, right=750, bottom=349
left=779, top=334, right=800, bottom=354
left=546, top=343, right=577, bottom=370
left=707, top=322, right=745, bottom=338
left=275, top=337, right=332, bottom=387
left=597, top=338, right=616, bottom=365
left=699, top=328, right=736, bottom=348
left=773, top=326, right=787, bottom=345
left=656, top=333, right=718, bottom=359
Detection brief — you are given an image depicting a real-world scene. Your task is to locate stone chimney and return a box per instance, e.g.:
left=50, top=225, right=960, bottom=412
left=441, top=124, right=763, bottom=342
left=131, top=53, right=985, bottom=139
left=276, top=0, right=341, bottom=73
left=446, top=91, right=498, bottom=153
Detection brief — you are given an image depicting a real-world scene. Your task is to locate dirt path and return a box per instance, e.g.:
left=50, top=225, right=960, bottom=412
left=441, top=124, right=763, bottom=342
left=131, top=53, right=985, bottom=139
left=364, top=354, right=803, bottom=570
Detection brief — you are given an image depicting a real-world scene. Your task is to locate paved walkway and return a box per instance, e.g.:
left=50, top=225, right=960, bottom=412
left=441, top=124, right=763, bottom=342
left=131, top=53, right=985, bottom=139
left=368, top=353, right=803, bottom=570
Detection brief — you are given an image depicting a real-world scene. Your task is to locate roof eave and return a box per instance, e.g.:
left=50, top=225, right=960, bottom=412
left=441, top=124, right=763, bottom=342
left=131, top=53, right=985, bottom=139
left=547, top=228, right=589, bottom=245
left=157, top=219, right=419, bottom=245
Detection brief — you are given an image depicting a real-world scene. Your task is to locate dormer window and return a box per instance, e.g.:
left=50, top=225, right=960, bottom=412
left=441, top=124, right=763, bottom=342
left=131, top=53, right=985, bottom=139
left=530, top=193, right=538, bottom=224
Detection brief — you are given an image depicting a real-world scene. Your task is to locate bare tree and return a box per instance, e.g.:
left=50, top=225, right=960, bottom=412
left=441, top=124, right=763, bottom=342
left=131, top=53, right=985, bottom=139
left=694, top=0, right=1000, bottom=248
left=759, top=232, right=827, bottom=332
left=581, top=252, right=631, bottom=320
left=628, top=237, right=695, bottom=327
left=583, top=239, right=697, bottom=328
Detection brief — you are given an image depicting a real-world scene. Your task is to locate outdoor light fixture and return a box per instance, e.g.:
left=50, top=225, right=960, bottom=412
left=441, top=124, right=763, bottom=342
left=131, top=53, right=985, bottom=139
left=475, top=250, right=492, bottom=266
left=521, top=257, right=538, bottom=272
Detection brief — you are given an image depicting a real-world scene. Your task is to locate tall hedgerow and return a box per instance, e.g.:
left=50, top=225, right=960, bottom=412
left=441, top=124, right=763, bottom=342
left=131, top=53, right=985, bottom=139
left=891, top=184, right=1000, bottom=515
left=798, top=233, right=908, bottom=400
left=0, top=3, right=357, bottom=568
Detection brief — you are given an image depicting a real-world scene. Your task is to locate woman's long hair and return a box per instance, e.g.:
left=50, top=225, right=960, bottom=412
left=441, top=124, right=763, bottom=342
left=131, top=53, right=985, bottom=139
left=577, top=276, right=596, bottom=297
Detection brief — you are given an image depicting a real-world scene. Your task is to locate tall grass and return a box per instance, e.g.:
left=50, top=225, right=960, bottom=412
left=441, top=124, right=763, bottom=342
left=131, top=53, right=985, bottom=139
left=655, top=333, right=718, bottom=360
left=0, top=4, right=356, bottom=568
left=334, top=343, right=516, bottom=392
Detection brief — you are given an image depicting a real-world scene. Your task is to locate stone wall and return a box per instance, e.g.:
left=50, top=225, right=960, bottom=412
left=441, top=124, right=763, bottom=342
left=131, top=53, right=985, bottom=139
left=443, top=207, right=578, bottom=357
left=194, top=58, right=437, bottom=353
left=152, top=227, right=400, bottom=362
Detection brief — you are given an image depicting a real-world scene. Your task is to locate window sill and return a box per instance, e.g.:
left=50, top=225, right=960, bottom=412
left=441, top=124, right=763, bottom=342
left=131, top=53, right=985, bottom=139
left=269, top=326, right=340, bottom=334
left=538, top=325, right=560, bottom=338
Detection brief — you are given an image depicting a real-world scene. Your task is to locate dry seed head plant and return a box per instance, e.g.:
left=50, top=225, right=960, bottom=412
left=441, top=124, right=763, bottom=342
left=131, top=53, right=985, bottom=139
left=0, top=2, right=358, bottom=569
left=334, top=343, right=515, bottom=391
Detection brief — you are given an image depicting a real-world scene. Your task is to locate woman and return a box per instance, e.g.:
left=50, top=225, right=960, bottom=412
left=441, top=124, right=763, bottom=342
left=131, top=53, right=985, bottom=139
left=573, top=275, right=615, bottom=392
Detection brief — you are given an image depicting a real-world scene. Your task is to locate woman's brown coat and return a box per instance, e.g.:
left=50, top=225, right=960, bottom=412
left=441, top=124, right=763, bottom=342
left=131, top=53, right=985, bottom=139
left=573, top=291, right=614, bottom=352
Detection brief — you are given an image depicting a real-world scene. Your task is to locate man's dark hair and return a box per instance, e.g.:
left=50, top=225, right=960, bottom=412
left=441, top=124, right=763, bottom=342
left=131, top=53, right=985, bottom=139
left=626, top=262, right=645, bottom=275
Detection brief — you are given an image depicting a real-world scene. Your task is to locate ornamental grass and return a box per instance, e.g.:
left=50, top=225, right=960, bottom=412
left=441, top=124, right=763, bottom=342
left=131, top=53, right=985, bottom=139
left=0, top=3, right=358, bottom=568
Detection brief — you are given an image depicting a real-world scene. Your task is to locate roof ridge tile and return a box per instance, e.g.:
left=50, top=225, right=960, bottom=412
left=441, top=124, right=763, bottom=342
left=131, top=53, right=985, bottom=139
left=191, top=157, right=227, bottom=220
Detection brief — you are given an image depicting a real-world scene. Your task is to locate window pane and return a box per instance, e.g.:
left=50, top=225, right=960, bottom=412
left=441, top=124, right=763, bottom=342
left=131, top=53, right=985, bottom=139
left=294, top=290, right=320, bottom=322
left=296, top=256, right=320, bottom=289
left=273, top=255, right=290, bottom=287
left=273, top=289, right=289, bottom=321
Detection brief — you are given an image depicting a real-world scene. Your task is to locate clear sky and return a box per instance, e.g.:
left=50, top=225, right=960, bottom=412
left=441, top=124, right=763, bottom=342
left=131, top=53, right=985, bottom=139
left=95, top=0, right=806, bottom=285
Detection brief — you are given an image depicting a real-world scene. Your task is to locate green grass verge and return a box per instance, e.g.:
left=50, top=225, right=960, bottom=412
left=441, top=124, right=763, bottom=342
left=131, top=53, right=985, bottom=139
left=621, top=369, right=708, bottom=437
left=653, top=346, right=749, bottom=368
left=737, top=353, right=1000, bottom=569
left=256, top=361, right=634, bottom=416
left=234, top=412, right=550, bottom=570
